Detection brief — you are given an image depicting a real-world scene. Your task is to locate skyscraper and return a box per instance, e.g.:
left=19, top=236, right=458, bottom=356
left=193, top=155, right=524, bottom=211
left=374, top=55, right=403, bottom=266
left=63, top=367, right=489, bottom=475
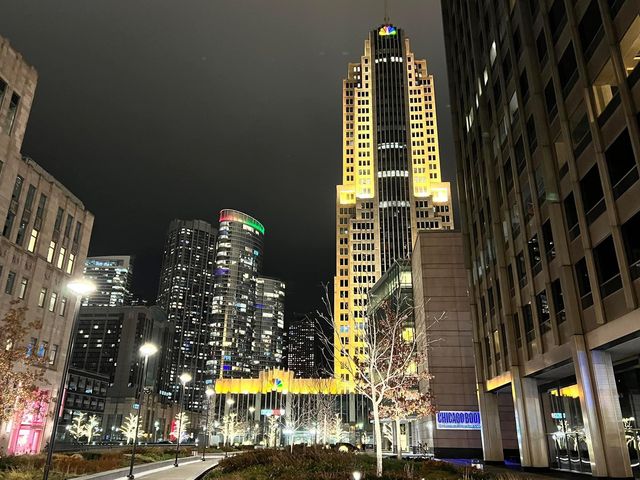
left=211, top=209, right=265, bottom=378
left=252, top=277, right=285, bottom=376
left=82, top=255, right=133, bottom=307
left=286, top=314, right=320, bottom=378
left=442, top=1, right=640, bottom=477
left=156, top=219, right=216, bottom=411
left=334, top=24, right=454, bottom=383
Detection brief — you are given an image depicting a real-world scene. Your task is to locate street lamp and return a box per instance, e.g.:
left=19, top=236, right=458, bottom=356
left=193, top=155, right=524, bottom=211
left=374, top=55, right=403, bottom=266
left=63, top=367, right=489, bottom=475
left=174, top=372, right=192, bottom=467
left=248, top=407, right=255, bottom=444
left=127, top=342, right=158, bottom=479
left=202, top=387, right=214, bottom=461
left=42, top=278, right=96, bottom=480
left=352, top=471, right=362, bottom=480
left=154, top=421, right=160, bottom=443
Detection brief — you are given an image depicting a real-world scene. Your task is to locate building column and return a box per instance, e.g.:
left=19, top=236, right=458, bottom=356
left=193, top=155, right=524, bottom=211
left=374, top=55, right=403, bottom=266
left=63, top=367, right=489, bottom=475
left=510, top=367, right=549, bottom=468
left=571, top=336, right=632, bottom=478
left=477, top=384, right=504, bottom=463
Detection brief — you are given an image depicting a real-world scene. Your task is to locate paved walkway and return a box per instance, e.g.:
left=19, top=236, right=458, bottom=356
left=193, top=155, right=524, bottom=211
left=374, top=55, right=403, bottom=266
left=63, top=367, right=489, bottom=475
left=122, top=455, right=223, bottom=480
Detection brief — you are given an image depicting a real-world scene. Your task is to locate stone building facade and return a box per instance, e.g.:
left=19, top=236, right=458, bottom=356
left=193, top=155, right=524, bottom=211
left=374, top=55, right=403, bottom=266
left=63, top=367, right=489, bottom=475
left=0, top=35, right=94, bottom=454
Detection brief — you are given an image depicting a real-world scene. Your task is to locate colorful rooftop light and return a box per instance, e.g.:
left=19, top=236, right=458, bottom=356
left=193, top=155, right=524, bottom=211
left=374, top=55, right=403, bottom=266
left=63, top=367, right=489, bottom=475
left=219, top=209, right=265, bottom=234
left=378, top=25, right=397, bottom=36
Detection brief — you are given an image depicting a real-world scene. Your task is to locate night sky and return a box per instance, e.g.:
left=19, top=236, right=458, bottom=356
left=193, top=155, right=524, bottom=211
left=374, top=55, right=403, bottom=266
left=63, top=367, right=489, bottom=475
left=0, top=0, right=456, bottom=317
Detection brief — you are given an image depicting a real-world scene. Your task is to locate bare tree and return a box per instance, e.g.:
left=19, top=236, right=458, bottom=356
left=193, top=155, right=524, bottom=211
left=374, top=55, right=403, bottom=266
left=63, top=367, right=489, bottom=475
left=221, top=412, right=246, bottom=446
left=119, top=413, right=144, bottom=444
left=283, top=395, right=313, bottom=452
left=265, top=415, right=280, bottom=447
left=317, top=285, right=441, bottom=476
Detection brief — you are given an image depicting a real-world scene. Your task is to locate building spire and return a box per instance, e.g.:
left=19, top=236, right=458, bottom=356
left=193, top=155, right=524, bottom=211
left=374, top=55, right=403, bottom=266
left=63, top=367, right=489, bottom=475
left=384, top=0, right=390, bottom=24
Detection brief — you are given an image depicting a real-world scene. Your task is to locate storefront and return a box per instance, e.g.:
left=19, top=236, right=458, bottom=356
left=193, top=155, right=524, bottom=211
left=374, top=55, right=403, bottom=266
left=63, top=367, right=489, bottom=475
left=540, top=380, right=591, bottom=474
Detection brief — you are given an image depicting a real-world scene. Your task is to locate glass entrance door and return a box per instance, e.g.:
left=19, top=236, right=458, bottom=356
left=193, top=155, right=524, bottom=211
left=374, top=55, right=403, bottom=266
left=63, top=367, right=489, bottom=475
left=541, top=383, right=592, bottom=474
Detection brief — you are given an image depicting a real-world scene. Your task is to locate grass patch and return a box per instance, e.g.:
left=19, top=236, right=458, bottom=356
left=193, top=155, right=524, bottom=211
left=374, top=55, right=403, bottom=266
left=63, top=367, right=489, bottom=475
left=203, top=448, right=490, bottom=480
left=0, top=446, right=192, bottom=479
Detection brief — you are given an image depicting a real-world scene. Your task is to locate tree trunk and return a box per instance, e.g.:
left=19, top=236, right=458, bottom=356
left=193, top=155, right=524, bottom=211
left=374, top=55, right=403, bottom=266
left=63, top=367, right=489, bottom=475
left=395, top=418, right=402, bottom=460
left=372, top=401, right=383, bottom=477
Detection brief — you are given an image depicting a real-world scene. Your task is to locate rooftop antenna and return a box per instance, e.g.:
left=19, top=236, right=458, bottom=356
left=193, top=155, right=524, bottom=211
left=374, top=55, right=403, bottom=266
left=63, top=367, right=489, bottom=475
left=384, top=0, right=390, bottom=24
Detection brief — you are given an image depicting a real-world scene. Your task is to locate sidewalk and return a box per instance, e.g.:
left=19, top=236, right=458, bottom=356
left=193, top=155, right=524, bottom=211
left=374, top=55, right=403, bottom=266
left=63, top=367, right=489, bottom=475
left=74, top=455, right=224, bottom=480
left=133, top=456, right=222, bottom=480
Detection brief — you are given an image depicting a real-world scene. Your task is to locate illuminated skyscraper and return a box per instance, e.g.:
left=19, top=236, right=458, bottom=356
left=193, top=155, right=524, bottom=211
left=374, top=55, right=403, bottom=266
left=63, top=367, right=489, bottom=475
left=82, top=255, right=133, bottom=307
left=211, top=209, right=265, bottom=378
left=156, top=219, right=216, bottom=411
left=334, top=24, right=454, bottom=384
left=251, top=277, right=285, bottom=376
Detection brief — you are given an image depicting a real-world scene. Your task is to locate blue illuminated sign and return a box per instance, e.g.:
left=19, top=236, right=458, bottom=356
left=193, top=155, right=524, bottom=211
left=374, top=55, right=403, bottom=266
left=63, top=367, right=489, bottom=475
left=436, top=411, right=481, bottom=430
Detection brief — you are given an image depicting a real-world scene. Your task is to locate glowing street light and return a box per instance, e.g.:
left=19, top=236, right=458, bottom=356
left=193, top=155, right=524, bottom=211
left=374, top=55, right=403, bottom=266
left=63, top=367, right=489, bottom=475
left=43, top=278, right=96, bottom=480
left=353, top=471, right=362, bottom=480
left=127, top=342, right=159, bottom=479
left=174, top=372, right=192, bottom=467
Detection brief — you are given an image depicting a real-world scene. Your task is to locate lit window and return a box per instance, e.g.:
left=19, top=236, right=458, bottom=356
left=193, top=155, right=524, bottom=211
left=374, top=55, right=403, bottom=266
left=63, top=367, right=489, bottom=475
left=27, top=229, right=38, bottom=253
left=56, top=247, right=66, bottom=269
left=58, top=297, right=67, bottom=316
left=47, top=241, right=56, bottom=263
left=66, top=253, right=75, bottom=274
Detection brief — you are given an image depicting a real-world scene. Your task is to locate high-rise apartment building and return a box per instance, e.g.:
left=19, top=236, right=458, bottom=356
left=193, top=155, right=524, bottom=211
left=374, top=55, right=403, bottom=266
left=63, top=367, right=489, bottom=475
left=211, top=209, right=266, bottom=378
left=252, top=277, right=285, bottom=376
left=0, top=36, right=94, bottom=454
left=442, top=1, right=640, bottom=477
left=156, top=219, right=216, bottom=411
left=82, top=255, right=133, bottom=307
left=286, top=314, right=319, bottom=378
left=334, top=24, right=454, bottom=384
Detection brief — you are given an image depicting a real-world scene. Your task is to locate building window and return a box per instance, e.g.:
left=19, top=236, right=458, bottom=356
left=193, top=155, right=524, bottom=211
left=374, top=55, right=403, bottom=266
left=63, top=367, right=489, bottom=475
left=48, top=344, right=58, bottom=365
left=5, top=271, right=16, bottom=295
left=593, top=236, right=621, bottom=298
left=558, top=43, right=578, bottom=95
left=575, top=257, right=593, bottom=308
left=4, top=93, right=20, bottom=135
left=56, top=247, right=66, bottom=269
left=528, top=235, right=542, bottom=275
left=551, top=279, right=566, bottom=324
left=17, top=277, right=28, bottom=300
left=536, top=290, right=551, bottom=334
left=542, top=221, right=556, bottom=261
left=47, top=241, right=56, bottom=263
left=578, top=0, right=603, bottom=59
left=580, top=165, right=605, bottom=224
left=622, top=210, right=640, bottom=280
left=27, top=229, right=38, bottom=253
left=544, top=80, right=557, bottom=119
left=58, top=297, right=67, bottom=316
left=48, top=292, right=57, bottom=312
left=38, top=288, right=47, bottom=307
left=564, top=192, right=580, bottom=240
left=605, top=129, right=638, bottom=199
left=66, top=253, right=75, bottom=274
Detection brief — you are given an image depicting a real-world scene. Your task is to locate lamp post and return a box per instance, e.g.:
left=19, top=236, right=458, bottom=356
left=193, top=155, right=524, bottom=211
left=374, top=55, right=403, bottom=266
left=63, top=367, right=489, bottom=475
left=173, top=372, right=192, bottom=467
left=202, top=387, right=214, bottom=461
left=127, top=342, right=158, bottom=479
left=225, top=398, right=235, bottom=446
left=154, top=421, right=160, bottom=443
left=42, top=278, right=96, bottom=480
left=248, top=406, right=255, bottom=444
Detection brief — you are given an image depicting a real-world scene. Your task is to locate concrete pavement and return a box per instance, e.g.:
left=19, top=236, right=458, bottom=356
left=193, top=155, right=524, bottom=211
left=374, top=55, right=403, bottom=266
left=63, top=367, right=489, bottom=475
left=125, top=456, right=223, bottom=480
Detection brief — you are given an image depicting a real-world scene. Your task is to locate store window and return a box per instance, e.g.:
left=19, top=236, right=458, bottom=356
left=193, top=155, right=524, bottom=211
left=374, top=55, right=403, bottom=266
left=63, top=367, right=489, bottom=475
left=540, top=381, right=591, bottom=474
